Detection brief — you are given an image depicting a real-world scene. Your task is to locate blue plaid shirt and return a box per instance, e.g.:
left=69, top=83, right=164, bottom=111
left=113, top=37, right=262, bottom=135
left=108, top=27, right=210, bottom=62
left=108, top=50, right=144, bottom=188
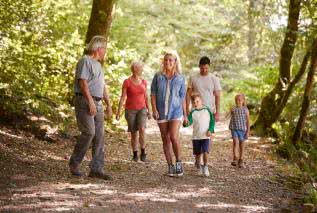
left=151, top=72, right=186, bottom=120
left=229, top=106, right=248, bottom=131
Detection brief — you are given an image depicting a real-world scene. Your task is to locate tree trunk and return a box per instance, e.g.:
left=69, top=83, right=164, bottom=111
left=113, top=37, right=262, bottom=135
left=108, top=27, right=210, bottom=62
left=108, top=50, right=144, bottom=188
left=247, top=0, right=256, bottom=66
left=253, top=0, right=301, bottom=135
left=292, top=37, right=317, bottom=144
left=84, top=0, right=116, bottom=56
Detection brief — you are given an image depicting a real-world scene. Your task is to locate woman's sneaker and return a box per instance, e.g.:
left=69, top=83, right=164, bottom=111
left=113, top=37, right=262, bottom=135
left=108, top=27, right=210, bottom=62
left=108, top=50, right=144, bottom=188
left=132, top=155, right=138, bottom=162
left=202, top=165, right=210, bottom=177
left=175, top=161, right=184, bottom=176
left=167, top=164, right=175, bottom=177
left=140, top=153, right=147, bottom=162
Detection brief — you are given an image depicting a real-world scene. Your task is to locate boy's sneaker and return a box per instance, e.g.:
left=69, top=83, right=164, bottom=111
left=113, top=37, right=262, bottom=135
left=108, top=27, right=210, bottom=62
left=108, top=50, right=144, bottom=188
left=140, top=153, right=146, bottom=162
left=202, top=165, right=210, bottom=177
left=167, top=164, right=175, bottom=177
left=197, top=165, right=203, bottom=176
left=175, top=161, right=184, bottom=176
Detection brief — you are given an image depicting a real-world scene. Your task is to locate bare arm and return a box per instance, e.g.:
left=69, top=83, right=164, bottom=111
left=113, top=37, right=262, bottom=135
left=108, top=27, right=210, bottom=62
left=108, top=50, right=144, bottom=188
left=144, top=90, right=151, bottom=119
left=214, top=90, right=221, bottom=122
left=246, top=109, right=250, bottom=138
left=186, top=88, right=192, bottom=116
left=151, top=95, right=159, bottom=120
left=182, top=98, right=188, bottom=125
left=103, top=85, right=112, bottom=119
left=116, top=86, right=127, bottom=120
left=79, top=79, right=96, bottom=116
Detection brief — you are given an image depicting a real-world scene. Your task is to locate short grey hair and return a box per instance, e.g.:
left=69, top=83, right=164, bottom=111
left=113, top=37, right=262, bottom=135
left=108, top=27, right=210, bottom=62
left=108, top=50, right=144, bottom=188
left=130, top=61, right=143, bottom=72
left=87, top=35, right=106, bottom=53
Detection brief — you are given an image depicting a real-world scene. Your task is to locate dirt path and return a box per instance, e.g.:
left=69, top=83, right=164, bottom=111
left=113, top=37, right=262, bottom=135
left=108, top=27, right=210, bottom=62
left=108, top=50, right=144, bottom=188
left=0, top=119, right=302, bottom=212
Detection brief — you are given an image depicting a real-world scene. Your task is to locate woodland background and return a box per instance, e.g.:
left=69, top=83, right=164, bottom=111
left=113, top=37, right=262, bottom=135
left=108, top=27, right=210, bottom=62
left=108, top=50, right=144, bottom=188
left=1, top=0, right=317, bottom=207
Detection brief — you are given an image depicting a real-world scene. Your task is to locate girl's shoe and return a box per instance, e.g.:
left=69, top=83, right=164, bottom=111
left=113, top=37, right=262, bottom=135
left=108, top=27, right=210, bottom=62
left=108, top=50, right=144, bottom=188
left=238, top=159, right=244, bottom=168
left=231, top=156, right=238, bottom=166
left=202, top=165, right=210, bottom=177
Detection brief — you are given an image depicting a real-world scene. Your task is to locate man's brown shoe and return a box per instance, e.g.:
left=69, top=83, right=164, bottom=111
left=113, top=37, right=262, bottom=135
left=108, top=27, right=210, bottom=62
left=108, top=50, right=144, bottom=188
left=88, top=172, right=112, bottom=180
left=69, top=164, right=82, bottom=177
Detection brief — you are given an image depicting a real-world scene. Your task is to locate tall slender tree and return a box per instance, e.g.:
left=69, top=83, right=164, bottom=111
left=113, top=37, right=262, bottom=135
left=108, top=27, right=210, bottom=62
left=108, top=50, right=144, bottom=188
left=247, top=0, right=256, bottom=66
left=84, top=0, right=116, bottom=57
left=292, top=37, right=317, bottom=144
left=253, top=0, right=302, bottom=135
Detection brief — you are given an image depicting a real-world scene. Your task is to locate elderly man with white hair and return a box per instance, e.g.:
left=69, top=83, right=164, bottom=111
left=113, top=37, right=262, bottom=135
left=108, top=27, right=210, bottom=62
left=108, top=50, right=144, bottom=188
left=69, top=35, right=112, bottom=180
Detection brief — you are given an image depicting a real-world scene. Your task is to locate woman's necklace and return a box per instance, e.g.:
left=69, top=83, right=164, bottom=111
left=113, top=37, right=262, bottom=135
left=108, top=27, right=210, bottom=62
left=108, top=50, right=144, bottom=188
left=131, top=75, right=141, bottom=84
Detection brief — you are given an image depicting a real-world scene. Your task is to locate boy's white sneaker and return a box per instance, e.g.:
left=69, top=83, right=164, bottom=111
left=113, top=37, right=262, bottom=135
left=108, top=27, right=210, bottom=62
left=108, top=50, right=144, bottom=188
left=203, top=165, right=210, bottom=177
left=197, top=165, right=203, bottom=176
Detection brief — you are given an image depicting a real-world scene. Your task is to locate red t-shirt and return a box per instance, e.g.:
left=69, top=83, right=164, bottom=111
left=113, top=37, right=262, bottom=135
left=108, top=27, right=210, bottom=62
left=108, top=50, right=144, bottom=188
left=123, top=78, right=147, bottom=110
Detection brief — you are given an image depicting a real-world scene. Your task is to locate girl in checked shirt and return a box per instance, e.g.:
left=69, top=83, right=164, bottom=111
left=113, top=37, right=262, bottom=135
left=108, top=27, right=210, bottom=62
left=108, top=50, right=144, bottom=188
left=229, top=93, right=250, bottom=168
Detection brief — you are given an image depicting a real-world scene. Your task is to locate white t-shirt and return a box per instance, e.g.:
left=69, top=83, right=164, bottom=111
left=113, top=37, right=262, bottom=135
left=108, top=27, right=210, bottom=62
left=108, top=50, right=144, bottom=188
left=187, top=106, right=215, bottom=140
left=188, top=73, right=221, bottom=113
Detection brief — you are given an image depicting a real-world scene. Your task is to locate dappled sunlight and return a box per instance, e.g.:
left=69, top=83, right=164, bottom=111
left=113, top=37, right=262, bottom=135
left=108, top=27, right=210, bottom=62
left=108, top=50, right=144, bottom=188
left=0, top=129, right=23, bottom=139
left=39, top=150, right=66, bottom=161
left=171, top=187, right=216, bottom=199
left=196, top=202, right=269, bottom=211
left=247, top=136, right=262, bottom=144
left=126, top=192, right=177, bottom=203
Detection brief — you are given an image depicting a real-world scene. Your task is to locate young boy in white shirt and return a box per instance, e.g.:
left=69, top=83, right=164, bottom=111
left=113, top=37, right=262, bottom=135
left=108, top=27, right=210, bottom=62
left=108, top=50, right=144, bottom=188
left=184, top=94, right=215, bottom=176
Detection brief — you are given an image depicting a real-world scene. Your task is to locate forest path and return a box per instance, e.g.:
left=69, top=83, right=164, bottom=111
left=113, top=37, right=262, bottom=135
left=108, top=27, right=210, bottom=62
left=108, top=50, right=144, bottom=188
left=0, top=119, right=303, bottom=212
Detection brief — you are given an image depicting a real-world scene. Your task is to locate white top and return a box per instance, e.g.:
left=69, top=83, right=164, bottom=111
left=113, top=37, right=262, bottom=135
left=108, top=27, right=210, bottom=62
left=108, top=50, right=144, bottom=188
left=165, top=80, right=171, bottom=117
left=187, top=106, right=215, bottom=140
left=188, top=73, right=221, bottom=113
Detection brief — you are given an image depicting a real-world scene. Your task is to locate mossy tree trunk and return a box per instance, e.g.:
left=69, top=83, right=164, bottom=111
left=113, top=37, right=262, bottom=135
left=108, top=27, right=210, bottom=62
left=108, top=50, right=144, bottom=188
left=253, top=0, right=302, bottom=135
left=292, top=37, right=317, bottom=145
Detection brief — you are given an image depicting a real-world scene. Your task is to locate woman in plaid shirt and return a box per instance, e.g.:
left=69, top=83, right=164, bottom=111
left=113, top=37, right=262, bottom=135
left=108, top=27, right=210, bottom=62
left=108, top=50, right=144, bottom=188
left=229, top=93, right=250, bottom=168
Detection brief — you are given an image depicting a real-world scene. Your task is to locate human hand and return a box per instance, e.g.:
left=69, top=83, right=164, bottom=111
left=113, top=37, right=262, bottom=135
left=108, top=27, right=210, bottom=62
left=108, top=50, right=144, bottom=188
left=88, top=99, right=97, bottom=116
left=183, top=116, right=189, bottom=126
left=207, top=131, right=212, bottom=137
left=152, top=110, right=159, bottom=120
left=147, top=112, right=152, bottom=120
left=245, top=131, right=249, bottom=139
left=106, top=105, right=112, bottom=120
left=215, top=112, right=220, bottom=122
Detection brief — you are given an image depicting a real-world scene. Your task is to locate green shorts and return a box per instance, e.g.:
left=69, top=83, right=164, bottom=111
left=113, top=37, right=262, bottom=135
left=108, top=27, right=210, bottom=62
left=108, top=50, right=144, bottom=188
left=125, top=108, right=147, bottom=133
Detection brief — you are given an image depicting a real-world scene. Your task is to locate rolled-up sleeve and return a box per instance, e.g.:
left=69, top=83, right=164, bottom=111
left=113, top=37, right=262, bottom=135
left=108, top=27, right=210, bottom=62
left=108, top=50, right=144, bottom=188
left=151, top=73, right=158, bottom=96
left=213, top=76, right=222, bottom=91
left=75, top=58, right=90, bottom=80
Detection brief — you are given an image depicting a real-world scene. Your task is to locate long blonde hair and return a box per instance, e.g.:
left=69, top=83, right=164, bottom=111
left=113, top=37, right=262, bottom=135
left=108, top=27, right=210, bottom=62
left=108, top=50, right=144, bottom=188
left=235, top=93, right=246, bottom=106
left=160, top=50, right=182, bottom=74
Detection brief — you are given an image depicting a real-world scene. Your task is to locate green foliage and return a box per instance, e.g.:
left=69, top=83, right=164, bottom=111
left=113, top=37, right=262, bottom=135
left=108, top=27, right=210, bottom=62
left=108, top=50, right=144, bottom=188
left=0, top=0, right=86, bottom=118
left=304, top=185, right=317, bottom=204
left=0, top=0, right=140, bottom=123
left=276, top=141, right=297, bottom=160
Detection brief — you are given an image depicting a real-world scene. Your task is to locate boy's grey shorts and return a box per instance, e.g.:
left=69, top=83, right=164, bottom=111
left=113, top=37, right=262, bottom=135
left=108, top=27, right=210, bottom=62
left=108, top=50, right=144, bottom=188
left=125, top=108, right=147, bottom=133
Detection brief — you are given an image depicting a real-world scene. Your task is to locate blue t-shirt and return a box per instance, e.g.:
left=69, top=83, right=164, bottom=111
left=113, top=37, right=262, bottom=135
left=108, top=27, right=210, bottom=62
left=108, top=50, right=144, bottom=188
left=74, top=55, right=105, bottom=98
